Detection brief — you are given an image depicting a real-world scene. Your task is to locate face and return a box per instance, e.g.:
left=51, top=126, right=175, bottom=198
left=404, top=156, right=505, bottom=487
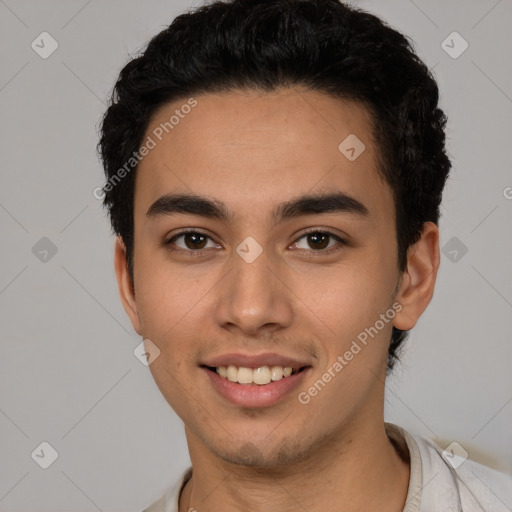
left=115, top=88, right=436, bottom=468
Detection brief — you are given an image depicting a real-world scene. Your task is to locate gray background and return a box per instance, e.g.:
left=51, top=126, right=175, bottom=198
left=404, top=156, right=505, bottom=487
left=0, top=0, right=511, bottom=510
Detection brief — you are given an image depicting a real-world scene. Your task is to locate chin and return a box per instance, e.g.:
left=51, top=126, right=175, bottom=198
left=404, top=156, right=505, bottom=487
left=204, top=434, right=320, bottom=470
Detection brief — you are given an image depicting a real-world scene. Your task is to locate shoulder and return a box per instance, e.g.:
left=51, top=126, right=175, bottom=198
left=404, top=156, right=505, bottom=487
left=397, top=424, right=512, bottom=512
left=142, top=467, right=192, bottom=512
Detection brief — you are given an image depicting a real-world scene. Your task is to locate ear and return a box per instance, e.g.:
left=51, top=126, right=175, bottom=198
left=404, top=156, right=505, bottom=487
left=393, top=222, right=440, bottom=331
left=114, top=236, right=142, bottom=335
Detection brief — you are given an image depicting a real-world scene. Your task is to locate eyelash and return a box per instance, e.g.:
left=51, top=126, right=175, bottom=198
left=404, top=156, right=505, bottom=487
left=163, top=228, right=347, bottom=256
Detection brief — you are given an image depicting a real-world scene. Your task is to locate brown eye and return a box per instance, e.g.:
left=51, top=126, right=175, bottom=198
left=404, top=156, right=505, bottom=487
left=165, top=231, right=216, bottom=252
left=182, top=233, right=208, bottom=249
left=306, top=232, right=330, bottom=250
left=294, top=231, right=345, bottom=253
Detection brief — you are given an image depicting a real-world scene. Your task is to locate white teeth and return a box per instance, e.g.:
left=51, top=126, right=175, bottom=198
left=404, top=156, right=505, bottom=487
left=227, top=364, right=238, bottom=382
left=237, top=367, right=253, bottom=384
left=271, top=366, right=283, bottom=381
left=253, top=366, right=271, bottom=385
left=215, top=365, right=295, bottom=385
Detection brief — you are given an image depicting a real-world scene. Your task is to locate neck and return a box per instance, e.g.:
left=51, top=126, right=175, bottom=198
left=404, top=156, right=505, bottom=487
left=180, top=419, right=410, bottom=512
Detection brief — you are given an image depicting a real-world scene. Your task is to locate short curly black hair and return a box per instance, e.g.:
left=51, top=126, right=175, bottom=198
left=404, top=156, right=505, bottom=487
left=98, top=0, right=451, bottom=372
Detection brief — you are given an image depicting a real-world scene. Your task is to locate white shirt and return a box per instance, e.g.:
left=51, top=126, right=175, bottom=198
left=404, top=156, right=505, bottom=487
left=143, top=423, right=511, bottom=511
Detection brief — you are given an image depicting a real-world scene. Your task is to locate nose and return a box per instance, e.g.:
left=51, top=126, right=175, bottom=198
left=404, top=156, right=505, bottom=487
left=213, top=244, right=293, bottom=337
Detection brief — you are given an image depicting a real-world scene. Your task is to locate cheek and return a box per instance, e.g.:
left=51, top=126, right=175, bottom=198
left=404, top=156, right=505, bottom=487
left=133, top=248, right=225, bottom=367
left=293, top=270, right=394, bottom=420
left=133, top=243, right=207, bottom=334
left=291, top=264, right=397, bottom=391
left=147, top=358, right=204, bottom=425
left=289, top=258, right=393, bottom=335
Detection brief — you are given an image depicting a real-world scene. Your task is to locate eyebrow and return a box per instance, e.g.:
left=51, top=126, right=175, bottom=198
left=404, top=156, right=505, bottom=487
left=146, top=191, right=369, bottom=224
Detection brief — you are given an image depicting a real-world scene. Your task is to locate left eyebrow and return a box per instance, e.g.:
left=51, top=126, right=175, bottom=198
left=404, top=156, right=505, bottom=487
left=145, top=191, right=369, bottom=225
left=273, top=191, right=369, bottom=224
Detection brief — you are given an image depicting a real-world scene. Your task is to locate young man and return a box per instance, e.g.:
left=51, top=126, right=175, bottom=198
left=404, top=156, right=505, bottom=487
left=98, top=1, right=510, bottom=510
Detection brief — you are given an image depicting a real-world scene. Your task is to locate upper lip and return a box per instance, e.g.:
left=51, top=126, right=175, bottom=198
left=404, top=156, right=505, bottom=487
left=201, top=352, right=312, bottom=370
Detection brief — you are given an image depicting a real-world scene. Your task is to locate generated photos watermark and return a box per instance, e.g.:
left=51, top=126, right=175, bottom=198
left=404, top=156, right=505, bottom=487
left=298, top=301, right=403, bottom=405
left=93, top=97, right=198, bottom=200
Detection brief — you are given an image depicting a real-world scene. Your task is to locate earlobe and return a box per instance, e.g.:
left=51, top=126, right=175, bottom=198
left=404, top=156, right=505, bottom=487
left=114, top=236, right=142, bottom=335
left=393, top=222, right=440, bottom=331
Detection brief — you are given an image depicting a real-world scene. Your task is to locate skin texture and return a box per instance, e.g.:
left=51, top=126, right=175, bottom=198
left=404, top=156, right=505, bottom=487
left=114, top=88, right=440, bottom=512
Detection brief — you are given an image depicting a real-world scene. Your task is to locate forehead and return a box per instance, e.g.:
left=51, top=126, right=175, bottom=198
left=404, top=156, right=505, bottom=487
left=134, top=88, right=392, bottom=225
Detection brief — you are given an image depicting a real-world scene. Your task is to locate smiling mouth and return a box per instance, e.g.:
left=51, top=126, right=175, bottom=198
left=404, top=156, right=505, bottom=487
left=203, top=365, right=309, bottom=385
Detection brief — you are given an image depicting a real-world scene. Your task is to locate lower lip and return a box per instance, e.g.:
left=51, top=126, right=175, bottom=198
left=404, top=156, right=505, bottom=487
left=202, top=367, right=310, bottom=408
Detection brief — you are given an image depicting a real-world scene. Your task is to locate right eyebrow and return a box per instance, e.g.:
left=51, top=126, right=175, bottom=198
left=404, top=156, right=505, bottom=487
left=146, top=193, right=232, bottom=222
